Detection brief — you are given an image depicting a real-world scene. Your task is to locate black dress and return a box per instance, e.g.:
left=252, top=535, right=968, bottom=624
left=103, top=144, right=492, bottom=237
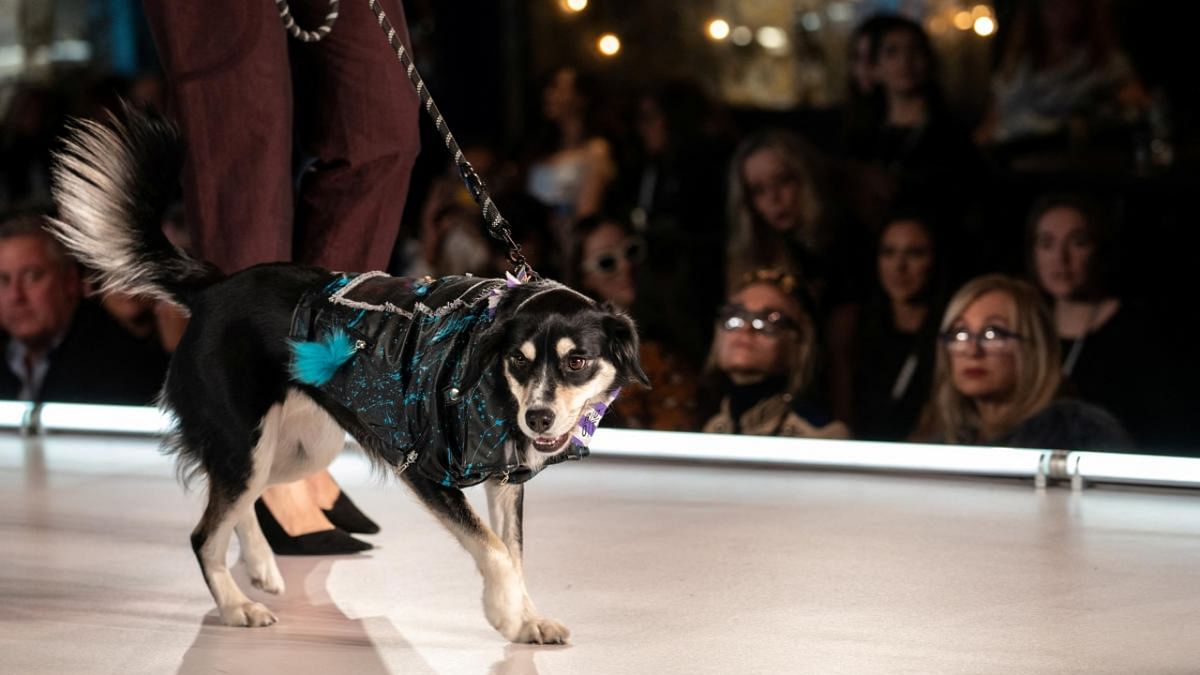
left=851, top=307, right=936, bottom=441
left=1059, top=303, right=1171, bottom=449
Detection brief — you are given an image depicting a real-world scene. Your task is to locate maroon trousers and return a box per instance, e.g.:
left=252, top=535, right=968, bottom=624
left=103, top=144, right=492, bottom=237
left=142, top=0, right=420, bottom=273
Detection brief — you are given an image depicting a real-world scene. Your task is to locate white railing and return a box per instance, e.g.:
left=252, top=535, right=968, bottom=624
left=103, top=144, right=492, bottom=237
left=2, top=401, right=1197, bottom=490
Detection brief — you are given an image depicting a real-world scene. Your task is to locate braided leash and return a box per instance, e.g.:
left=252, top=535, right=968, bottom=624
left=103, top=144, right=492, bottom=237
left=274, top=0, right=339, bottom=42
left=274, top=0, right=535, bottom=278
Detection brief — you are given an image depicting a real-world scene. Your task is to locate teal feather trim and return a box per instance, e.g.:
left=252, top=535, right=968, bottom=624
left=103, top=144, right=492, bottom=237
left=289, top=330, right=358, bottom=386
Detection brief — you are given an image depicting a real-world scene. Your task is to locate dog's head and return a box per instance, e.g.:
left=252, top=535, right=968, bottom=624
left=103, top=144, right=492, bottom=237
left=474, top=279, right=649, bottom=455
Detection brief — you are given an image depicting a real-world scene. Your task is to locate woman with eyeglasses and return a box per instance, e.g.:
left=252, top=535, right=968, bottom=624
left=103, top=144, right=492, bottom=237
left=566, top=215, right=702, bottom=431
left=702, top=270, right=849, bottom=438
left=725, top=129, right=869, bottom=427
left=918, top=274, right=1128, bottom=449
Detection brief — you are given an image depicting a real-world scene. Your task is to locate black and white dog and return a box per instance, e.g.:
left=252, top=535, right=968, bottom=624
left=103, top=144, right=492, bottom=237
left=47, top=110, right=648, bottom=643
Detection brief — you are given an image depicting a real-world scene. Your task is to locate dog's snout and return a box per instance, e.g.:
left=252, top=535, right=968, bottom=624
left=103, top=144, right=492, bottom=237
left=525, top=408, right=556, bottom=434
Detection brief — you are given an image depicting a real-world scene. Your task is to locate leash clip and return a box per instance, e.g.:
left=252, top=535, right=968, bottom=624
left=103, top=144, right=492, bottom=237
left=394, top=450, right=419, bottom=478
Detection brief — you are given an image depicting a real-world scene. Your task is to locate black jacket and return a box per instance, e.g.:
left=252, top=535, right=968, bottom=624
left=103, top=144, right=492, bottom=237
left=996, top=399, right=1132, bottom=452
left=289, top=272, right=601, bottom=488
left=0, top=300, right=169, bottom=405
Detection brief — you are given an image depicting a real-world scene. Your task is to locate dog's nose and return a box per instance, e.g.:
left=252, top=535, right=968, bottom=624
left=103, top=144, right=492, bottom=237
left=525, top=408, right=556, bottom=434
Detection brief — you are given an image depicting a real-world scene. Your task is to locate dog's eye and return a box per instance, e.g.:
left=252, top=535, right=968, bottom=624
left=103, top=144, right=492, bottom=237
left=566, top=356, right=589, bottom=371
left=510, top=353, right=528, bottom=366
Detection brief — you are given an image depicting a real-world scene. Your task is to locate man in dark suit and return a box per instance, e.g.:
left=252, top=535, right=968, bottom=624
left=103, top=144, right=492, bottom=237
left=0, top=214, right=168, bottom=404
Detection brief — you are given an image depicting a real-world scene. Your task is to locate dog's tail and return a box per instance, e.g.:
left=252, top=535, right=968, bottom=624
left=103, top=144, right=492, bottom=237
left=48, top=107, right=220, bottom=311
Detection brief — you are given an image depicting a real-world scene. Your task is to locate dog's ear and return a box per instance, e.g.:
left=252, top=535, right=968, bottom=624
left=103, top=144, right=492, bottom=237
left=603, top=311, right=650, bottom=388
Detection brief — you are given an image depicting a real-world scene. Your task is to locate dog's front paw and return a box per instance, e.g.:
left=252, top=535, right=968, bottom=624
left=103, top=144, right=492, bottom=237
left=511, top=617, right=570, bottom=645
left=220, top=601, right=278, bottom=627
left=248, top=559, right=286, bottom=595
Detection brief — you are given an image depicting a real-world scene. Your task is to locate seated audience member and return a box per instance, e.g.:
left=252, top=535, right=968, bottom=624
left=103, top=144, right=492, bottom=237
left=613, top=80, right=728, bottom=363
left=841, top=14, right=889, bottom=148
left=399, top=147, right=511, bottom=279
left=0, top=214, right=169, bottom=404
left=567, top=214, right=701, bottom=431
left=846, top=15, right=983, bottom=223
left=852, top=214, right=946, bottom=440
left=726, top=129, right=865, bottom=313
left=1027, top=194, right=1165, bottom=444
left=726, top=130, right=868, bottom=422
left=919, top=274, right=1129, bottom=449
left=979, top=0, right=1146, bottom=146
left=523, top=66, right=617, bottom=253
left=703, top=269, right=849, bottom=438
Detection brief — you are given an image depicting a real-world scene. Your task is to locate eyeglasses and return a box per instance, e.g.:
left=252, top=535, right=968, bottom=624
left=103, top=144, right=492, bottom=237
left=583, top=238, right=645, bottom=275
left=939, top=325, right=1022, bottom=354
left=718, top=304, right=797, bottom=337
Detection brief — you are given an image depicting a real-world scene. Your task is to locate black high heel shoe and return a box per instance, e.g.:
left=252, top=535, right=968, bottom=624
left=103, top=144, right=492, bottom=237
left=321, top=491, right=381, bottom=535
left=254, top=499, right=372, bottom=556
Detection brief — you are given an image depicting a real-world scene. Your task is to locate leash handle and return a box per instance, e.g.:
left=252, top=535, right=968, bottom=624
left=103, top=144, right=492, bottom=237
left=274, top=0, right=340, bottom=42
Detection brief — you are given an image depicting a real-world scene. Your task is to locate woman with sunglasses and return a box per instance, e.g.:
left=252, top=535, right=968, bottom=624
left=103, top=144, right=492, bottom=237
left=566, top=215, right=702, bottom=431
left=918, top=274, right=1128, bottom=449
left=702, top=270, right=849, bottom=438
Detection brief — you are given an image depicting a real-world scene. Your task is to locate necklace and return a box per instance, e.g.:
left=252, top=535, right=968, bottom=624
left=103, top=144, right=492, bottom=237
left=1062, top=301, right=1101, bottom=376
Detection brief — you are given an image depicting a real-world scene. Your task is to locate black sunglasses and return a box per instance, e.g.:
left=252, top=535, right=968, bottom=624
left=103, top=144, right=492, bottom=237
left=584, top=238, right=645, bottom=275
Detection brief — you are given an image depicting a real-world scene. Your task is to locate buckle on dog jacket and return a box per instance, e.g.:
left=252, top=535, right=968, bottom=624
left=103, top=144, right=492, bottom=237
left=287, top=272, right=595, bottom=488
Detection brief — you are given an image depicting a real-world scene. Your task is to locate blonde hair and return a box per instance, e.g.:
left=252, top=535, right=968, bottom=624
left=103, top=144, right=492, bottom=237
left=705, top=269, right=817, bottom=397
left=926, top=274, right=1061, bottom=443
left=726, top=130, right=829, bottom=291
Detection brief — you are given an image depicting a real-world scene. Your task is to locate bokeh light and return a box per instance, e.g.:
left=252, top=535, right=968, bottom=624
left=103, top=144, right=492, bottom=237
left=973, top=16, right=996, bottom=37
left=597, top=33, right=621, bottom=56
left=707, top=19, right=730, bottom=41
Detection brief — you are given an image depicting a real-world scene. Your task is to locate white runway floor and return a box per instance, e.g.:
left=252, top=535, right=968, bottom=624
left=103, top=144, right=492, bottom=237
left=3, top=433, right=1200, bottom=675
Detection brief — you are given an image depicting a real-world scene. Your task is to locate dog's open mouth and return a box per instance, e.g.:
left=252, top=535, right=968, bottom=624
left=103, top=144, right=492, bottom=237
left=531, top=432, right=570, bottom=453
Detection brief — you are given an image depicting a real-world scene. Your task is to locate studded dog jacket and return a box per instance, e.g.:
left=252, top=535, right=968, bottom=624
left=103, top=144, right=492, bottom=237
left=287, top=272, right=614, bottom=488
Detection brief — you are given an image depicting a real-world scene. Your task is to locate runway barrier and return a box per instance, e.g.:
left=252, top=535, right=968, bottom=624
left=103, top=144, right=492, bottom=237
left=2, top=401, right=1197, bottom=490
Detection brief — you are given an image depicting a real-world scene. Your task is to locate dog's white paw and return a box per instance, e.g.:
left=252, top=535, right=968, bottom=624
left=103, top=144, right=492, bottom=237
left=510, top=617, right=570, bottom=645
left=220, top=601, right=278, bottom=627
left=248, top=560, right=286, bottom=595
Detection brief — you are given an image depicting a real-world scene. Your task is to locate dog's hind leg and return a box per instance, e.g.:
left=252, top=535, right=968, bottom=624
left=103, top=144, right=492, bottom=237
left=191, top=487, right=278, bottom=627
left=228, top=390, right=340, bottom=598
left=190, top=405, right=294, bottom=627
left=406, top=474, right=569, bottom=644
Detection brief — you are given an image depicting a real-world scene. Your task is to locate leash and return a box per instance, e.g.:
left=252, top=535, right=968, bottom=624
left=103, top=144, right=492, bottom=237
left=273, top=0, right=536, bottom=279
